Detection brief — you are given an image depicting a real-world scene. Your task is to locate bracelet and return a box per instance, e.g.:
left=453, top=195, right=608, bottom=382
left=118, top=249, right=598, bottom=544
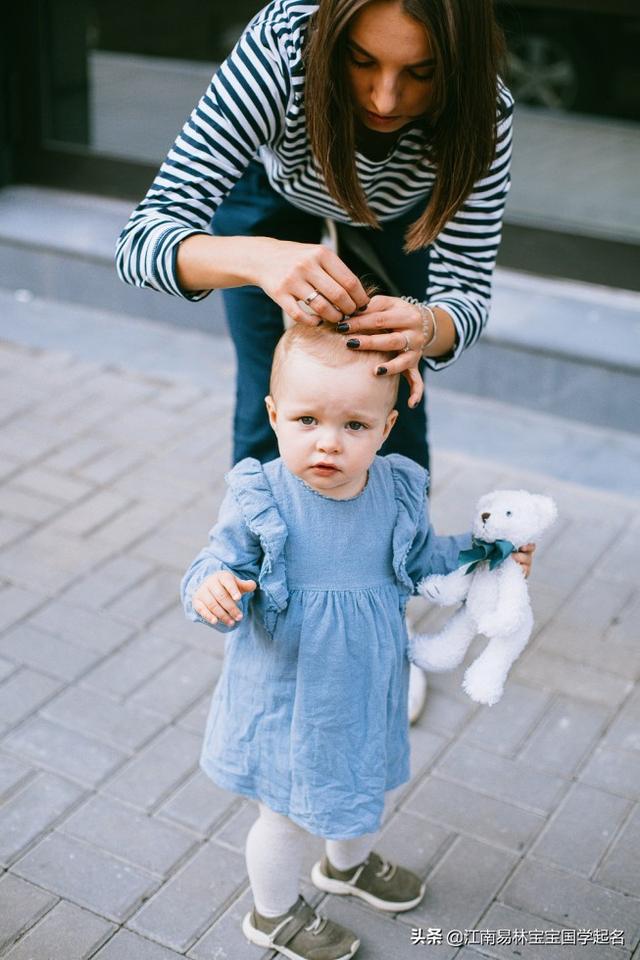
left=401, top=296, right=438, bottom=356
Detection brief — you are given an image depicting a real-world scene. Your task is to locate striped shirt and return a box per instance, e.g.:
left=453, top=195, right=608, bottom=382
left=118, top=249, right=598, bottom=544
left=115, top=0, right=513, bottom=370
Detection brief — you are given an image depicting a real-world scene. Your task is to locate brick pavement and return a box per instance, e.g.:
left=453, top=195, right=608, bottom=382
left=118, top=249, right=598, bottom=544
left=0, top=336, right=639, bottom=960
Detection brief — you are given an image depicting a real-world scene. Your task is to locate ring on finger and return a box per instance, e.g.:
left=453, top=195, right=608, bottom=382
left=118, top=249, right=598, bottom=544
left=401, top=334, right=411, bottom=353
left=304, top=289, right=321, bottom=306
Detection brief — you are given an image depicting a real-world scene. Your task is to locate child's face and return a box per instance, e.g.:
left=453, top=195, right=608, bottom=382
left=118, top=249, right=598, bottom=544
left=266, top=352, right=398, bottom=499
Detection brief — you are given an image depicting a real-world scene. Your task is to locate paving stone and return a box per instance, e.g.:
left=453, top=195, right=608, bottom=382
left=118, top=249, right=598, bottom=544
left=187, top=885, right=274, bottom=960
left=550, top=576, right=633, bottom=635
left=148, top=604, right=226, bottom=658
left=213, top=800, right=259, bottom=852
left=579, top=746, right=640, bottom=800
left=514, top=648, right=632, bottom=706
left=13, top=831, right=160, bottom=923
left=472, top=902, right=621, bottom=960
left=10, top=465, right=95, bottom=503
left=0, top=585, right=44, bottom=632
left=378, top=809, right=452, bottom=878
left=129, top=840, right=246, bottom=952
left=43, top=433, right=116, bottom=472
left=60, top=553, right=156, bottom=610
left=157, top=770, right=238, bottom=836
left=408, top=728, right=448, bottom=779
left=434, top=742, right=567, bottom=814
left=0, top=486, right=62, bottom=523
left=606, top=591, right=640, bottom=646
left=28, top=599, right=134, bottom=653
left=94, top=929, right=186, bottom=960
left=0, top=752, right=34, bottom=801
left=130, top=648, right=222, bottom=719
left=418, top=688, right=476, bottom=738
left=1, top=897, right=114, bottom=960
left=0, top=654, right=17, bottom=681
left=596, top=805, right=640, bottom=897
left=405, top=776, right=545, bottom=852
left=0, top=528, right=118, bottom=594
left=90, top=498, right=179, bottom=547
left=60, top=793, right=198, bottom=876
left=0, top=667, right=61, bottom=725
left=400, top=835, right=517, bottom=935
left=102, top=726, right=200, bottom=811
left=460, top=682, right=551, bottom=757
left=107, top=569, right=183, bottom=628
left=0, top=873, right=57, bottom=952
left=0, top=771, right=85, bottom=866
left=41, top=685, right=165, bottom=752
left=501, top=859, right=640, bottom=946
left=82, top=632, right=181, bottom=698
left=602, top=689, right=640, bottom=754
left=0, top=420, right=61, bottom=462
left=75, top=446, right=146, bottom=485
left=517, top=697, right=609, bottom=775
left=535, top=622, right=640, bottom=680
left=0, top=515, right=32, bottom=550
left=176, top=693, right=211, bottom=735
left=2, top=716, right=126, bottom=786
left=48, top=489, right=132, bottom=536
left=531, top=783, right=630, bottom=876
left=0, top=622, right=103, bottom=680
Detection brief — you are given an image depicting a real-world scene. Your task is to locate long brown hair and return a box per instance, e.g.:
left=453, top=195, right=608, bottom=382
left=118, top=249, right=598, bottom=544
left=305, top=0, right=506, bottom=252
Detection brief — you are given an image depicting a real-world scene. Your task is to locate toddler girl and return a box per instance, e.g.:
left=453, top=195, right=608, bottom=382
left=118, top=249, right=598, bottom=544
left=181, top=324, right=531, bottom=960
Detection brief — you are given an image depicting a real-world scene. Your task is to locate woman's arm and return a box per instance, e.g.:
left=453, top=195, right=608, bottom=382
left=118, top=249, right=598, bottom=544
left=115, top=21, right=291, bottom=301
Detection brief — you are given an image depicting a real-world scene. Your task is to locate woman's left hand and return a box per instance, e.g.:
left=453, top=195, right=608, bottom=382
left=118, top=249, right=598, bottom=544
left=513, top=543, right=535, bottom=578
left=339, top=295, right=426, bottom=406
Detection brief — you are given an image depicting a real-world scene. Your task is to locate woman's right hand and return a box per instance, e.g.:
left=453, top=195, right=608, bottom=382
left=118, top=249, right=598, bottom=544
left=250, top=239, right=371, bottom=325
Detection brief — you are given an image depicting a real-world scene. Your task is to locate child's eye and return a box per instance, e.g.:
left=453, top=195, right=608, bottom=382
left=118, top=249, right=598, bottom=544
left=299, top=416, right=316, bottom=426
left=346, top=421, right=367, bottom=431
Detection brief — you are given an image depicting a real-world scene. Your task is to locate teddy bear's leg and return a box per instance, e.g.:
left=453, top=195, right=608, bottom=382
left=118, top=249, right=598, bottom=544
left=409, top=606, right=478, bottom=672
left=462, top=608, right=534, bottom=706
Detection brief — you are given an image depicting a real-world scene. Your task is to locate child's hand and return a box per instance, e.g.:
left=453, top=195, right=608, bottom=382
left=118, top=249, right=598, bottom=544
left=192, top=572, right=257, bottom=627
left=513, top=543, right=535, bottom=578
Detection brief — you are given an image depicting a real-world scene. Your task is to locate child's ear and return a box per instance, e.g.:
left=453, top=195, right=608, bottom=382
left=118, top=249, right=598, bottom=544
left=265, top=395, right=278, bottom=431
left=381, top=408, right=398, bottom=443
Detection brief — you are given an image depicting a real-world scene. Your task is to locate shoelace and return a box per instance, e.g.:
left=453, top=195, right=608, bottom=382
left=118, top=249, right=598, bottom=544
left=375, top=858, right=397, bottom=881
left=305, top=912, right=328, bottom=936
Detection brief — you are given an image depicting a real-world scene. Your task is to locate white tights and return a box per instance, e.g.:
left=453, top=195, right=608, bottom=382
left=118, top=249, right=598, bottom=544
left=245, top=803, right=381, bottom=917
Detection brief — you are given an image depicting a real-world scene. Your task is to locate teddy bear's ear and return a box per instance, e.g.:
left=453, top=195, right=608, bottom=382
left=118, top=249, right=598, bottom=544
left=533, top=495, right=558, bottom=532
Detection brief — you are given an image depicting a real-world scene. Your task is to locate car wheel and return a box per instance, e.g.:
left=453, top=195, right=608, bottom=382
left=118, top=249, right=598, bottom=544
left=506, top=31, right=588, bottom=110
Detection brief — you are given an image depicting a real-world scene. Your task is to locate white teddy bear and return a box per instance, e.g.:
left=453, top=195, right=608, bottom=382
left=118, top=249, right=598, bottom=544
left=410, top=490, right=557, bottom=706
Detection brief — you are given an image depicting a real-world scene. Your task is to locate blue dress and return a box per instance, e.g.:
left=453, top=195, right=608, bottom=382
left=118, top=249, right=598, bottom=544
left=181, top=454, right=469, bottom=839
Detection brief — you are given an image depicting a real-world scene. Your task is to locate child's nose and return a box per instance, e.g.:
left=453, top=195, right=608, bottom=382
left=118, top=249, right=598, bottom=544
left=317, top=430, right=341, bottom=453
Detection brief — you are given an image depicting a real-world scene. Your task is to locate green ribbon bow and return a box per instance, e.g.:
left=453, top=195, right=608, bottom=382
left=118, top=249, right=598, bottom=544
left=458, top=537, right=516, bottom=575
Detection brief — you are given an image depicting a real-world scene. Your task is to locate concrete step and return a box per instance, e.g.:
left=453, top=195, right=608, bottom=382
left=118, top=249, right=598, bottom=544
left=1, top=287, right=639, bottom=502
left=1, top=184, right=639, bottom=433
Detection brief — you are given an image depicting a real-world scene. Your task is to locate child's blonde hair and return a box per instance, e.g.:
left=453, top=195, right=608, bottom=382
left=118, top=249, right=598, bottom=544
left=270, top=322, right=400, bottom=410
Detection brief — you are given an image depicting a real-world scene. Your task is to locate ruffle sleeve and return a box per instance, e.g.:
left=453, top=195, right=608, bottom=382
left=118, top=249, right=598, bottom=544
left=181, top=457, right=289, bottom=636
left=226, top=458, right=289, bottom=635
left=387, top=454, right=430, bottom=593
left=386, top=453, right=472, bottom=591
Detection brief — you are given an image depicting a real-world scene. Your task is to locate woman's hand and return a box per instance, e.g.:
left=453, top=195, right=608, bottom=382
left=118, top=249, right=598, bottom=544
left=513, top=543, right=535, bottom=578
left=338, top=295, right=427, bottom=406
left=250, top=239, right=370, bottom=325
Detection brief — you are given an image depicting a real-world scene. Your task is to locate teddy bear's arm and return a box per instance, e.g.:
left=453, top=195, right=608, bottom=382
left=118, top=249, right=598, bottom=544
left=418, top=568, right=472, bottom=606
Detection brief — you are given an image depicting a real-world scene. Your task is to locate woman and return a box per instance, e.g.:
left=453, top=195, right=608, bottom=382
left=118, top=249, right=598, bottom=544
left=116, top=0, right=512, bottom=724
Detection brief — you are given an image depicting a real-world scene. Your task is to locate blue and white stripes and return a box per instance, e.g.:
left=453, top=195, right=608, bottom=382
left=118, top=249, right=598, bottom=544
left=116, top=0, right=513, bottom=370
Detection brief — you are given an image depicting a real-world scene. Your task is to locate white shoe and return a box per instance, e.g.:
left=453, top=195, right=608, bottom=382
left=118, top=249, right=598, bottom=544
left=408, top=663, right=428, bottom=724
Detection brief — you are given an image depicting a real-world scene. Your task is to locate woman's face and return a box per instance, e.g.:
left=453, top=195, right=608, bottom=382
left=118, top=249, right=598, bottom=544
left=346, top=0, right=435, bottom=133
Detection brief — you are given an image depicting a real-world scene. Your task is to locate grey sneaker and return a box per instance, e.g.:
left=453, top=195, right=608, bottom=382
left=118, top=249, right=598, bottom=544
left=311, top=852, right=426, bottom=912
left=242, top=895, right=360, bottom=960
